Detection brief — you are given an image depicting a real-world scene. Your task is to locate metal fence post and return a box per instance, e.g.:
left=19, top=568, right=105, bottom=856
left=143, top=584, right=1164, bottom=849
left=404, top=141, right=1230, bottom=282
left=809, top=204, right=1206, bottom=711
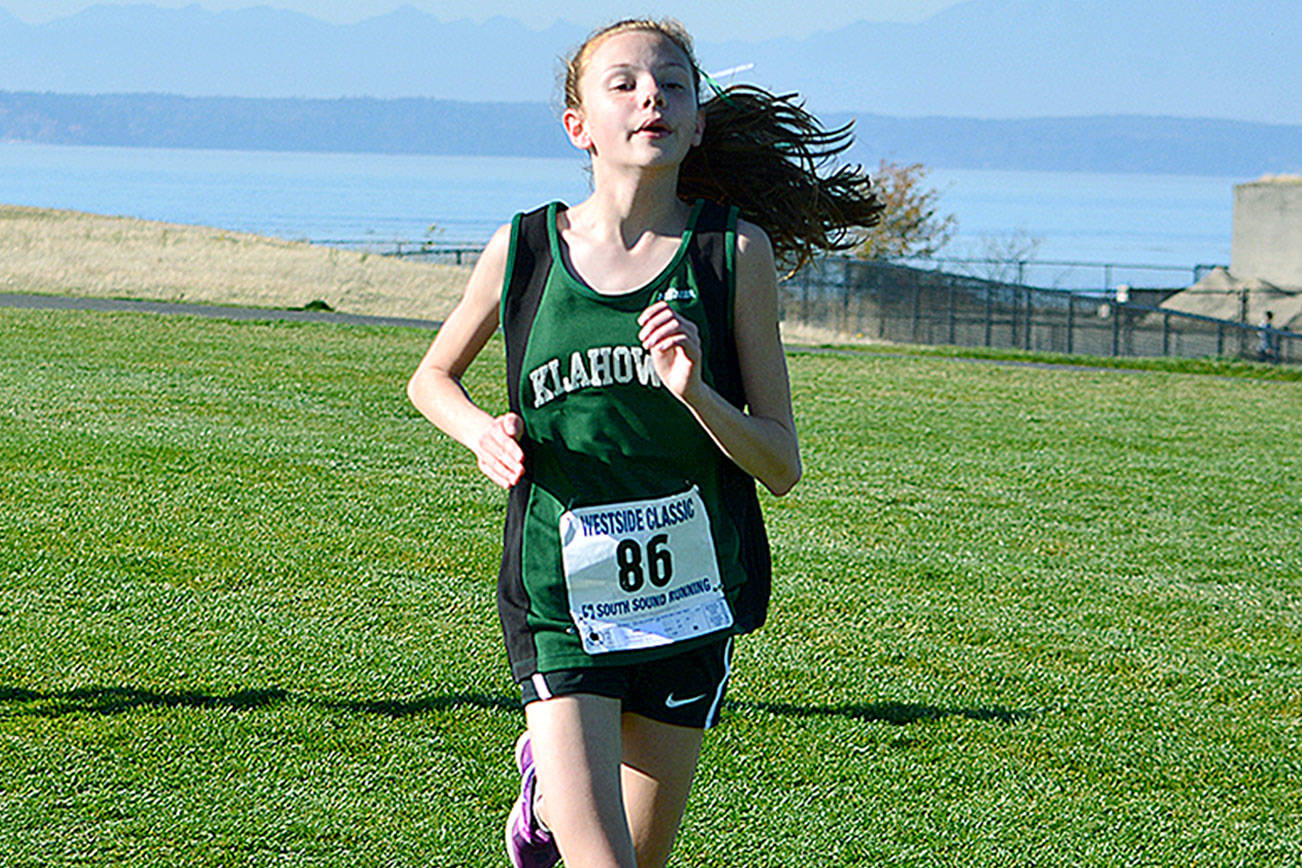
left=984, top=286, right=993, bottom=347
left=800, top=267, right=809, bottom=325
left=1065, top=293, right=1075, bottom=355
left=878, top=274, right=887, bottom=339
left=1020, top=288, right=1031, bottom=348
left=911, top=282, right=922, bottom=342
left=1112, top=304, right=1121, bottom=357
left=1009, top=290, right=1018, bottom=348
left=948, top=285, right=957, bottom=344
left=841, top=260, right=851, bottom=334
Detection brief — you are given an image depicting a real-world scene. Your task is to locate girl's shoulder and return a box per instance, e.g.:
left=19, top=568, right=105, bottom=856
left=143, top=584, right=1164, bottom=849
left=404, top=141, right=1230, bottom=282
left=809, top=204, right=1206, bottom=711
left=734, top=217, right=775, bottom=268
left=451, top=220, right=514, bottom=310
left=689, top=200, right=772, bottom=262
left=477, top=221, right=516, bottom=278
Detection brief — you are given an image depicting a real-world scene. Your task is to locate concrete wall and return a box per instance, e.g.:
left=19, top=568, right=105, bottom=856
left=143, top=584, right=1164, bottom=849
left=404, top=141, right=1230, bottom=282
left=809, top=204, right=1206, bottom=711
left=1232, top=178, right=1302, bottom=289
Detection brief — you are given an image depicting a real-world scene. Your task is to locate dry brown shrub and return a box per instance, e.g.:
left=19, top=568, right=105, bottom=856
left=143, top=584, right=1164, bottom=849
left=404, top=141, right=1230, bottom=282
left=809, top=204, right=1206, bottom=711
left=0, top=203, right=471, bottom=320
left=778, top=320, right=886, bottom=347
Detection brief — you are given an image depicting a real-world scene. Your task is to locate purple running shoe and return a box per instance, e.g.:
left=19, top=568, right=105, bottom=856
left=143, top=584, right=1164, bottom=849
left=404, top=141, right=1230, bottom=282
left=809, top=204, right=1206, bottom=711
left=505, top=733, right=560, bottom=868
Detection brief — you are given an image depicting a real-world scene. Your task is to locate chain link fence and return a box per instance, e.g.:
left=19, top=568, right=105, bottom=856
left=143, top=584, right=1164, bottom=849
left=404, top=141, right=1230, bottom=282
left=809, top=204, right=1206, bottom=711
left=327, top=239, right=1298, bottom=365
left=894, top=256, right=1217, bottom=295
left=310, top=239, right=484, bottom=266
left=782, top=257, right=1300, bottom=365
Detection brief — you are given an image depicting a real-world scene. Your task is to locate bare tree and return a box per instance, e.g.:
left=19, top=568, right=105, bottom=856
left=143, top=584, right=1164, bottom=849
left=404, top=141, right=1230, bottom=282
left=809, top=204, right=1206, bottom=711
left=969, top=228, right=1043, bottom=284
left=855, top=160, right=956, bottom=260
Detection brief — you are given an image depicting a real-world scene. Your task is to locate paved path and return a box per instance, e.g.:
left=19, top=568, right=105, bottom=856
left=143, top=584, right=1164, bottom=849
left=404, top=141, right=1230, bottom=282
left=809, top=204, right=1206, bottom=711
left=787, top=344, right=1155, bottom=375
left=0, top=292, right=1250, bottom=379
left=0, top=292, right=441, bottom=330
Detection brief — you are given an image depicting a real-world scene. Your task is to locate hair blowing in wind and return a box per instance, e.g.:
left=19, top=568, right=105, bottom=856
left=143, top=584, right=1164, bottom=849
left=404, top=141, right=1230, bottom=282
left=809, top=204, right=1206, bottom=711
left=562, top=19, right=880, bottom=271
left=681, top=84, right=883, bottom=272
left=564, top=18, right=883, bottom=273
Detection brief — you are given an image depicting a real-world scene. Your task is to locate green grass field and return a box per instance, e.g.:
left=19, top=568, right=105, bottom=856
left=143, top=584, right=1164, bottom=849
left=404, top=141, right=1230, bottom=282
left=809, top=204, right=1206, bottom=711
left=2, top=307, right=1299, bottom=866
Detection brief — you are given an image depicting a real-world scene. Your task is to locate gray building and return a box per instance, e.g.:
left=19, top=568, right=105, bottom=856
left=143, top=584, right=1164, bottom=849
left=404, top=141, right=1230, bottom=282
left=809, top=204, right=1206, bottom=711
left=1232, top=175, right=1302, bottom=290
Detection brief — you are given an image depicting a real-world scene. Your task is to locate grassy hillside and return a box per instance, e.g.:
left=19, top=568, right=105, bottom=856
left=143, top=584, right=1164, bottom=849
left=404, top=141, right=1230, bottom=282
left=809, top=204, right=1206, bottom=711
left=1, top=307, right=1299, bottom=865
left=0, top=203, right=471, bottom=320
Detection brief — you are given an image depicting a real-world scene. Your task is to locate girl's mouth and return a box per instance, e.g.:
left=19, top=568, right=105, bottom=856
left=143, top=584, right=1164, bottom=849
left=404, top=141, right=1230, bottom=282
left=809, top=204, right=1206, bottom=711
left=635, top=119, right=672, bottom=137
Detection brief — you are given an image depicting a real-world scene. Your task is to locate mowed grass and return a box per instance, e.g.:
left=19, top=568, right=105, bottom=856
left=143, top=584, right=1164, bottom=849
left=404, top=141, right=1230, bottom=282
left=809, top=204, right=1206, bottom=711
left=1, top=307, right=1299, bottom=866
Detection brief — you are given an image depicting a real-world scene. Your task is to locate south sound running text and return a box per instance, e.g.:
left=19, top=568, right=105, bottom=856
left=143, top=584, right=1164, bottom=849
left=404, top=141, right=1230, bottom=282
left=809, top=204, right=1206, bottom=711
left=579, top=577, right=717, bottom=621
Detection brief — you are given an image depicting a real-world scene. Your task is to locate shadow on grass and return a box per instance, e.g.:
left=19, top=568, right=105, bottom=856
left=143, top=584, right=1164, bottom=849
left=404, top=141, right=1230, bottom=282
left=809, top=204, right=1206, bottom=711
left=728, top=699, right=1031, bottom=725
left=0, top=687, right=1027, bottom=726
left=0, top=685, right=289, bottom=717
left=0, top=685, right=516, bottom=719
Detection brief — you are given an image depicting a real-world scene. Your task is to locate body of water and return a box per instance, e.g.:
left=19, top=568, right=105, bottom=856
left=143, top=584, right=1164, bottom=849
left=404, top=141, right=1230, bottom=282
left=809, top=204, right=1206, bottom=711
left=0, top=142, right=1240, bottom=288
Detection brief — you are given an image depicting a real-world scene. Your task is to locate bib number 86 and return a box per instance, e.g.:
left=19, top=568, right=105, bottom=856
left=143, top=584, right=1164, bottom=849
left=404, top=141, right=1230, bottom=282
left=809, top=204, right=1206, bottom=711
left=616, top=533, right=672, bottom=592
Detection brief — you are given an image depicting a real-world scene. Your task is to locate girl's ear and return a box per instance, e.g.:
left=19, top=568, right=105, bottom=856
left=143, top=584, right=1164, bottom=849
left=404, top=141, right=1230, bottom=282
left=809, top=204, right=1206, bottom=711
left=563, top=106, right=593, bottom=152
left=691, top=108, right=705, bottom=148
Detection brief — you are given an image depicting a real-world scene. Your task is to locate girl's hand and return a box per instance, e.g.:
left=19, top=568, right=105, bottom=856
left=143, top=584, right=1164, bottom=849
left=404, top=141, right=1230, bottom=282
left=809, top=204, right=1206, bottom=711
left=637, top=301, right=702, bottom=402
left=474, top=412, right=525, bottom=489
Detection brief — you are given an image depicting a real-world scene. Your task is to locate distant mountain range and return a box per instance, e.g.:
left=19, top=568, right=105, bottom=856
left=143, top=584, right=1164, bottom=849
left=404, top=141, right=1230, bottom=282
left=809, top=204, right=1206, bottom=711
left=2, top=1, right=1298, bottom=175
left=0, top=1, right=1297, bottom=124
left=2, top=90, right=1299, bottom=177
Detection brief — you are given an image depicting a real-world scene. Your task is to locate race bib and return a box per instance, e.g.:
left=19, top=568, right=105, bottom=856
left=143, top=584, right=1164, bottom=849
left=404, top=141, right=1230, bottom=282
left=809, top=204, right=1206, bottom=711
left=559, top=487, right=733, bottom=654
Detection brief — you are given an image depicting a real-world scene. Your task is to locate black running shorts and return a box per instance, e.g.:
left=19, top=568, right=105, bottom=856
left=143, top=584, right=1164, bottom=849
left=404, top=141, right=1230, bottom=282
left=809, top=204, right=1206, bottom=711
left=519, top=637, right=733, bottom=729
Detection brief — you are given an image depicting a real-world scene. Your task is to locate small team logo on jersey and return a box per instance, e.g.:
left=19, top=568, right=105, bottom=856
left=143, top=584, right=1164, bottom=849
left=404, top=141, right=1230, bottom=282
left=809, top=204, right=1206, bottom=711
left=660, top=282, right=695, bottom=303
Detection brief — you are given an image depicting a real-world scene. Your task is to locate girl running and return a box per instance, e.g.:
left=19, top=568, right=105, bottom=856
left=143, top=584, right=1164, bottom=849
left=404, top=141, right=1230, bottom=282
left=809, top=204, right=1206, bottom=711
left=407, top=18, right=880, bottom=867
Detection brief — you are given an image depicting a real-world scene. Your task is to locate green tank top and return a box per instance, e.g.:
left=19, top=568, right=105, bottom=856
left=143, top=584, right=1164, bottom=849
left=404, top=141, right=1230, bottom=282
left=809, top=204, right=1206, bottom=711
left=496, top=199, right=772, bottom=679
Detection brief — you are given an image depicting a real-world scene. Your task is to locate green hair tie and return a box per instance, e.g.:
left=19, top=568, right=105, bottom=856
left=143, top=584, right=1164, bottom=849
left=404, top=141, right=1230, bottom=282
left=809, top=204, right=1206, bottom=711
left=699, top=67, right=740, bottom=107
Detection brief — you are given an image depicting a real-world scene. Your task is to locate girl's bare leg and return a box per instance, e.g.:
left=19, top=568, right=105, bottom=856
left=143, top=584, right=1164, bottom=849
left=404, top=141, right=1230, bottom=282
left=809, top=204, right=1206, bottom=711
left=526, top=694, right=636, bottom=868
left=620, top=713, right=705, bottom=868
left=525, top=697, right=707, bottom=868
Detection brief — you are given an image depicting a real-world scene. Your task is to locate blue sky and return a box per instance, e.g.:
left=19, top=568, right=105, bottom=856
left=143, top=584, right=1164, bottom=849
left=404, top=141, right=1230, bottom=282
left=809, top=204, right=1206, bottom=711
left=0, top=0, right=968, bottom=40
left=5, top=1, right=1295, bottom=124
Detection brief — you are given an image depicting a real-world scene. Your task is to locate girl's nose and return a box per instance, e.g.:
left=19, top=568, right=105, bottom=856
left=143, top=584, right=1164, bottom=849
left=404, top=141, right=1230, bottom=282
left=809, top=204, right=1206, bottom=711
left=642, top=83, right=666, bottom=108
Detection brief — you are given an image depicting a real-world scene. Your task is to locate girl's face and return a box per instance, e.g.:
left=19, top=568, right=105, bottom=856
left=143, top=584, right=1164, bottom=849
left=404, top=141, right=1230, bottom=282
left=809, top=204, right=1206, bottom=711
left=563, top=29, right=704, bottom=171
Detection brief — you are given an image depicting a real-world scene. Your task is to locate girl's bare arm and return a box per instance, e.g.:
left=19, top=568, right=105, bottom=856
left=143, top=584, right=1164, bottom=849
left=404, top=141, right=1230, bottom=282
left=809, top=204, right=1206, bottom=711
left=638, top=221, right=801, bottom=496
left=406, top=223, right=525, bottom=489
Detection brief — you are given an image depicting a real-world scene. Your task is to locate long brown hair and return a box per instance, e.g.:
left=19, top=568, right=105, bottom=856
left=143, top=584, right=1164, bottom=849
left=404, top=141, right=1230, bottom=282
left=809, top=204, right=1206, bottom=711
left=563, top=18, right=882, bottom=271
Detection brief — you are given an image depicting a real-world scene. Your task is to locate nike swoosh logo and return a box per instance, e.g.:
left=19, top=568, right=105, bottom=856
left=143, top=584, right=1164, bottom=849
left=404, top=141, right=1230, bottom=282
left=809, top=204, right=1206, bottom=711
left=665, top=693, right=707, bottom=709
